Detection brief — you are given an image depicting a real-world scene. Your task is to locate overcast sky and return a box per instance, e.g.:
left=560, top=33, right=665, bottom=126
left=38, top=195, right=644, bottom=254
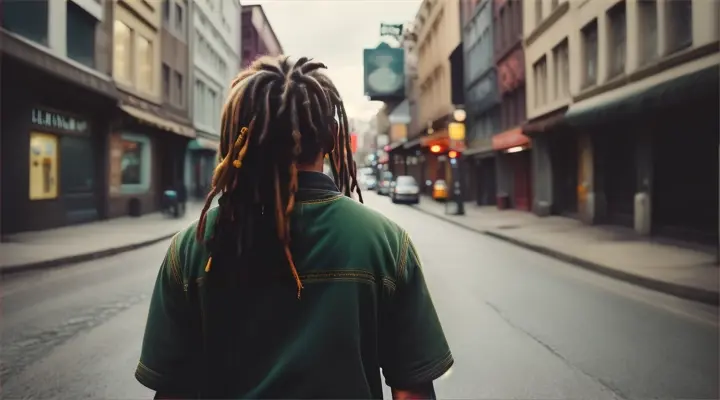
left=245, top=0, right=420, bottom=121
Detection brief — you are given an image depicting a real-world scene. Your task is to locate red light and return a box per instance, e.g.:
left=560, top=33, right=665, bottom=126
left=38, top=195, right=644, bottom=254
left=384, top=145, right=390, bottom=151
left=430, top=145, right=442, bottom=153
left=448, top=151, right=458, bottom=159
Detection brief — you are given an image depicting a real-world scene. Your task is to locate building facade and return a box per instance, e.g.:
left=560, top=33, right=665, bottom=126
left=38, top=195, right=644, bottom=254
left=188, top=0, right=242, bottom=200
left=404, top=0, right=462, bottom=194
left=1, top=0, right=118, bottom=234
left=493, top=0, right=529, bottom=211
left=240, top=5, right=283, bottom=68
left=563, top=0, right=718, bottom=244
left=161, top=0, right=193, bottom=204
left=109, top=0, right=196, bottom=219
left=462, top=0, right=500, bottom=205
left=523, top=0, right=575, bottom=218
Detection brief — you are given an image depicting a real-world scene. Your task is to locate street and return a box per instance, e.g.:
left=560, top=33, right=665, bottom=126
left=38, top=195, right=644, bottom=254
left=1, top=192, right=718, bottom=400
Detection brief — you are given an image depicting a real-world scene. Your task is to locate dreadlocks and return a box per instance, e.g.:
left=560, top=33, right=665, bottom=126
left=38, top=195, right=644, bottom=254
left=196, top=56, right=363, bottom=299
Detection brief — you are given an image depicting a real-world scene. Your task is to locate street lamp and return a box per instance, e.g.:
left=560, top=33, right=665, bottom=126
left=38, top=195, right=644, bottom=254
left=452, top=108, right=466, bottom=123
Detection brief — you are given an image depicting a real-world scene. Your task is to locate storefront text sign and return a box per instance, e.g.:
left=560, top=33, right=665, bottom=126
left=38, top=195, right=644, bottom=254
left=31, top=108, right=89, bottom=134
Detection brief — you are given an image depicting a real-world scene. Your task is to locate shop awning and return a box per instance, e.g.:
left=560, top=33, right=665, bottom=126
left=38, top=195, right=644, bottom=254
left=566, top=64, right=719, bottom=127
left=188, top=137, right=219, bottom=151
left=121, top=104, right=196, bottom=138
left=523, top=106, right=568, bottom=136
left=492, top=127, right=530, bottom=151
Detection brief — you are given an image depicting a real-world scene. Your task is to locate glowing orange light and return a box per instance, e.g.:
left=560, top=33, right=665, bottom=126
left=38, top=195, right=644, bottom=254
left=430, top=145, right=442, bottom=153
left=448, top=151, right=458, bottom=159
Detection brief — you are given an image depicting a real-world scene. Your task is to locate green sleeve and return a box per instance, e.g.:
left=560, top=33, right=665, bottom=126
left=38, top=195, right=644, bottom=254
left=380, top=233, right=454, bottom=389
left=135, top=234, right=197, bottom=393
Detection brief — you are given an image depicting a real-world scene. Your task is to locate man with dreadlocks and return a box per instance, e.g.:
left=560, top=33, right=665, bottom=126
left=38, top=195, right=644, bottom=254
left=136, top=56, right=452, bottom=399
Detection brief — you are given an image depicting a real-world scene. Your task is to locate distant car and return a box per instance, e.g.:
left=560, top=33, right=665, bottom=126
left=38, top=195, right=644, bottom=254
left=432, top=179, right=449, bottom=201
left=390, top=175, right=420, bottom=204
left=377, top=172, right=394, bottom=195
left=364, top=175, right=377, bottom=190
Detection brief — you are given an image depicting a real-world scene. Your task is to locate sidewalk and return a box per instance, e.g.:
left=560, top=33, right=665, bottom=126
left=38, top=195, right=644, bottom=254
left=412, top=197, right=719, bottom=305
left=0, top=202, right=210, bottom=274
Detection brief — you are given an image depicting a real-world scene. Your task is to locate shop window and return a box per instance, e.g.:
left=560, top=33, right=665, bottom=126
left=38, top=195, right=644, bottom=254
left=666, top=0, right=692, bottom=54
left=639, top=0, right=658, bottom=65
left=581, top=20, right=598, bottom=88
left=113, top=21, right=132, bottom=83
left=120, top=134, right=152, bottom=194
left=60, top=136, right=95, bottom=194
left=136, top=35, right=154, bottom=93
left=607, top=1, right=627, bottom=78
left=29, top=132, right=59, bottom=200
left=2, top=0, right=49, bottom=45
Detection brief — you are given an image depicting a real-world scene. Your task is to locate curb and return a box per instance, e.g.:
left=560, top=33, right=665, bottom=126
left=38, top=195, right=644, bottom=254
left=0, top=232, right=179, bottom=276
left=409, top=205, right=720, bottom=306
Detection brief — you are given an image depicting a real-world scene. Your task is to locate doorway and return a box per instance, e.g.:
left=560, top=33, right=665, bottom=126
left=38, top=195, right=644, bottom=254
left=60, top=135, right=98, bottom=224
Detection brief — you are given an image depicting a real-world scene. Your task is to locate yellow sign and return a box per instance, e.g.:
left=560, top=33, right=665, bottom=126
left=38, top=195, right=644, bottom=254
left=448, top=122, right=466, bottom=141
left=29, top=132, right=58, bottom=200
left=390, top=123, right=407, bottom=143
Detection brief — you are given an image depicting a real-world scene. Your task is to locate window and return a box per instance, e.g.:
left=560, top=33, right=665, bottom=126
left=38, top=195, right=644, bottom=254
left=553, top=39, right=570, bottom=100
left=639, top=0, right=658, bottom=65
left=175, top=3, right=184, bottom=32
left=581, top=20, right=598, bottom=88
left=136, top=35, right=153, bottom=93
left=533, top=56, right=548, bottom=108
left=121, top=140, right=143, bottom=185
left=113, top=21, right=132, bottom=82
left=162, top=64, right=171, bottom=101
left=66, top=1, right=97, bottom=68
left=608, top=2, right=627, bottom=78
left=174, top=71, right=183, bottom=106
left=535, top=0, right=543, bottom=27
left=163, top=0, right=170, bottom=22
left=2, top=0, right=49, bottom=45
left=195, top=80, right=206, bottom=125
left=667, top=0, right=692, bottom=53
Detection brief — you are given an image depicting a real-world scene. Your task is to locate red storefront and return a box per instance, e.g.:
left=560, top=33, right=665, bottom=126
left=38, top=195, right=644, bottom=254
left=493, top=128, right=532, bottom=211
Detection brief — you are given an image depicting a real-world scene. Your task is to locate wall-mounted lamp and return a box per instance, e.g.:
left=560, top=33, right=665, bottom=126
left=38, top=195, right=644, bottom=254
left=452, top=108, right=466, bottom=123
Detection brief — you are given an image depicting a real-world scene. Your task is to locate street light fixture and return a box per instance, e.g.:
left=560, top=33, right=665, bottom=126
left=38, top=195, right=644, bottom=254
left=453, top=108, right=466, bottom=123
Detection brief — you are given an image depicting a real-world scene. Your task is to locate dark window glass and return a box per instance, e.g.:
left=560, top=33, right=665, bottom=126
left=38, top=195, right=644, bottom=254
left=2, top=0, right=49, bottom=45
left=163, top=0, right=171, bottom=22
left=121, top=140, right=144, bottom=185
left=582, top=20, right=598, bottom=88
left=66, top=1, right=97, bottom=68
left=175, top=3, right=183, bottom=32
left=162, top=64, right=171, bottom=101
left=608, top=1, right=627, bottom=78
left=60, top=136, right=95, bottom=194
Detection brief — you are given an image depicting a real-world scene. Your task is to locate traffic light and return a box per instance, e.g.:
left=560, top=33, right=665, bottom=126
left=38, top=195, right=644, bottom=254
left=448, top=150, right=458, bottom=159
left=430, top=145, right=442, bottom=153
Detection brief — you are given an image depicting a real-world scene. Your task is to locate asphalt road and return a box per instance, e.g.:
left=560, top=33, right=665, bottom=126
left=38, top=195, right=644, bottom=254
left=1, top=191, right=718, bottom=399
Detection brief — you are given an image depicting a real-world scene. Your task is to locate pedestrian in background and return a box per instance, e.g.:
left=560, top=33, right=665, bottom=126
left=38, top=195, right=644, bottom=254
left=136, top=55, right=452, bottom=399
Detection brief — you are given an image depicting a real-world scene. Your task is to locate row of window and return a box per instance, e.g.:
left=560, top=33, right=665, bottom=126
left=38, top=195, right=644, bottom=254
left=194, top=79, right=221, bottom=131
left=114, top=21, right=155, bottom=94
left=162, top=64, right=185, bottom=107
left=162, top=0, right=186, bottom=37
left=195, top=30, right=229, bottom=81
left=532, top=0, right=693, bottom=110
left=2, top=0, right=97, bottom=69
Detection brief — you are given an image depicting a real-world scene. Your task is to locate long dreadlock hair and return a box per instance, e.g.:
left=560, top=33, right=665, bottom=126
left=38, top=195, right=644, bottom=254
left=196, top=55, right=363, bottom=299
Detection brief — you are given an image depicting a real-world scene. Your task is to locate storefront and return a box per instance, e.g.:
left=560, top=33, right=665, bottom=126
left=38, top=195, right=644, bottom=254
left=186, top=137, right=220, bottom=200
left=567, top=63, right=719, bottom=242
left=107, top=98, right=195, bottom=218
left=493, top=128, right=532, bottom=211
left=0, top=54, right=116, bottom=235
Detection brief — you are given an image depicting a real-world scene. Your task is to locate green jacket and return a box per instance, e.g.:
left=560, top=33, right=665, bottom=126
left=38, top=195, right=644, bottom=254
left=136, top=172, right=452, bottom=399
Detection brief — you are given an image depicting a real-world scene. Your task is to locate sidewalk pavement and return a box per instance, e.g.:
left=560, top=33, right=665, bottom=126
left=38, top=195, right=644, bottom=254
left=412, top=197, right=719, bottom=306
left=0, top=201, right=212, bottom=275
